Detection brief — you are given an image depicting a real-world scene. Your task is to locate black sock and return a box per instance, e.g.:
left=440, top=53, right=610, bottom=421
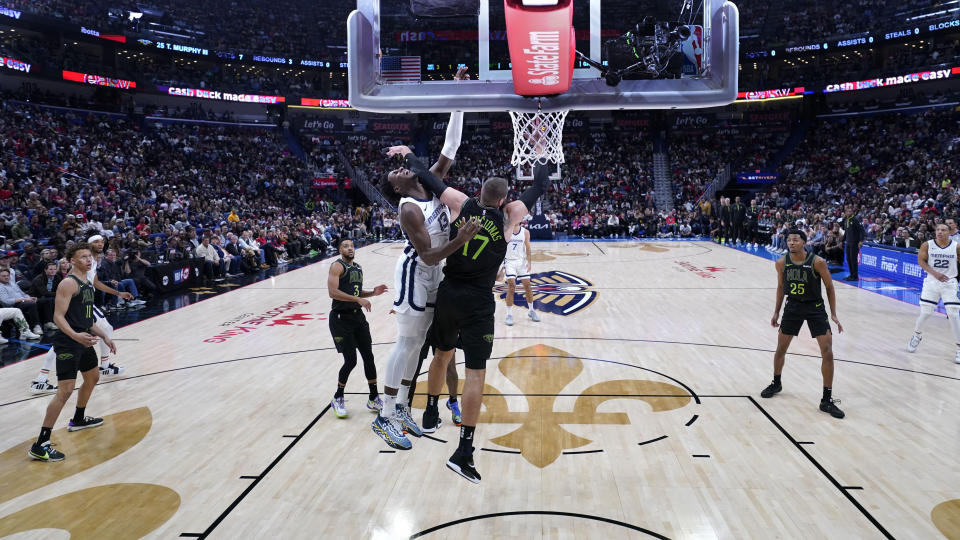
left=427, top=394, right=439, bottom=412
left=37, top=426, right=52, bottom=446
left=773, top=374, right=781, bottom=385
left=334, top=385, right=344, bottom=399
left=73, top=407, right=85, bottom=423
left=368, top=382, right=378, bottom=399
left=822, top=387, right=832, bottom=402
left=458, top=425, right=475, bottom=453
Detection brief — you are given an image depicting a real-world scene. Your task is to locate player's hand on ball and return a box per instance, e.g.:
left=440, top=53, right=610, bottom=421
left=359, top=298, right=372, bottom=312
left=832, top=315, right=843, bottom=333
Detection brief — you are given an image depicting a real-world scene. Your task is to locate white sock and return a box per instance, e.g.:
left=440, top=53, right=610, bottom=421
left=381, top=394, right=397, bottom=419
left=529, top=305, right=536, bottom=313
left=507, top=305, right=513, bottom=315
left=38, top=349, right=55, bottom=381
left=397, top=383, right=410, bottom=408
left=948, top=308, right=960, bottom=343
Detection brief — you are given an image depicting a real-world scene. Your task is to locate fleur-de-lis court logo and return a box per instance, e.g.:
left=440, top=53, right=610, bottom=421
left=470, top=345, right=691, bottom=468
left=493, top=271, right=597, bottom=316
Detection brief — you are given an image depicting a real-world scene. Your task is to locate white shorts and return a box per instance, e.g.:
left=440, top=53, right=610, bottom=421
left=920, top=277, right=960, bottom=307
left=392, top=256, right=443, bottom=315
left=504, top=258, right=530, bottom=281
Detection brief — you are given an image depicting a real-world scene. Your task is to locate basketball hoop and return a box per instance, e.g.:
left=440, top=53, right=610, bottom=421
left=509, top=105, right=568, bottom=167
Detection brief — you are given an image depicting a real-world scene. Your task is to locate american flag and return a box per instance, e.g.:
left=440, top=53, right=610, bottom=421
left=381, top=56, right=421, bottom=83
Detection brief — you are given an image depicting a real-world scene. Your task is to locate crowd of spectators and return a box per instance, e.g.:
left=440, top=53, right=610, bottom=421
left=752, top=107, right=960, bottom=257
left=0, top=96, right=391, bottom=326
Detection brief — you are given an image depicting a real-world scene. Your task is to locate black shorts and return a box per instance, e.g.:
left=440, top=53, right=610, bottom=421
left=328, top=309, right=372, bottom=354
left=780, top=301, right=830, bottom=338
left=53, top=334, right=99, bottom=381
left=433, top=280, right=495, bottom=370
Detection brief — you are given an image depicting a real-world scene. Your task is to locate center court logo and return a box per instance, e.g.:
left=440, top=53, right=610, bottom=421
left=494, top=270, right=596, bottom=316
left=416, top=345, right=693, bottom=468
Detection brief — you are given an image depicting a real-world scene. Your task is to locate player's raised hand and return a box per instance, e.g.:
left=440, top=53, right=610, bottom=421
left=372, top=284, right=388, bottom=296
left=386, top=145, right=413, bottom=158
left=453, top=66, right=470, bottom=81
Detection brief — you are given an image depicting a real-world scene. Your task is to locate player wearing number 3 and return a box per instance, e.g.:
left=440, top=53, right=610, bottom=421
left=906, top=223, right=960, bottom=363
left=760, top=229, right=846, bottom=419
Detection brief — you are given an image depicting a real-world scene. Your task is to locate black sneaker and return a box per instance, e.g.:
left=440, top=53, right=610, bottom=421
left=28, top=441, right=65, bottom=462
left=68, top=416, right=104, bottom=431
left=447, top=448, right=481, bottom=484
left=422, top=407, right=442, bottom=433
left=819, top=399, right=845, bottom=419
left=842, top=276, right=859, bottom=282
left=760, top=381, right=782, bottom=398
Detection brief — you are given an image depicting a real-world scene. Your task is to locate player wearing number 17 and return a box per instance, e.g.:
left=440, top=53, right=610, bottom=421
left=761, top=229, right=846, bottom=419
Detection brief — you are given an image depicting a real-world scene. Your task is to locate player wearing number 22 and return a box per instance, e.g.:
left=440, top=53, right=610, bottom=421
left=761, top=229, right=846, bottom=419
left=906, top=223, right=960, bottom=363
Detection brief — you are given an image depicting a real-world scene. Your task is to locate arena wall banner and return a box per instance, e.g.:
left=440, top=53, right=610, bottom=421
left=156, top=85, right=285, bottom=104
left=300, top=98, right=351, bottom=108
left=737, top=87, right=804, bottom=100
left=859, top=244, right=925, bottom=287
left=312, top=177, right=351, bottom=189
left=735, top=172, right=778, bottom=184
left=529, top=214, right=554, bottom=240
left=63, top=70, right=136, bottom=89
left=0, top=56, right=32, bottom=74
left=824, top=67, right=958, bottom=93
left=298, top=117, right=343, bottom=133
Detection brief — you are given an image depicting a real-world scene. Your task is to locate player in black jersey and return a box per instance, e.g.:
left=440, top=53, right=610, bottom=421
left=395, top=147, right=551, bottom=482
left=28, top=243, right=117, bottom=462
left=327, top=239, right=388, bottom=418
left=761, top=229, right=846, bottom=418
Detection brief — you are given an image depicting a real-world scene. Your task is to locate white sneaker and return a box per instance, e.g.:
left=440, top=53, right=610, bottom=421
left=505, top=313, right=514, bottom=326
left=21, top=330, right=42, bottom=340
left=32, top=325, right=42, bottom=335
left=43, top=322, right=58, bottom=331
left=528, top=310, right=541, bottom=322
left=99, top=363, right=125, bottom=377
left=331, top=396, right=348, bottom=418
left=906, top=333, right=922, bottom=353
left=129, top=299, right=146, bottom=306
left=29, top=380, right=57, bottom=394
left=955, top=350, right=960, bottom=364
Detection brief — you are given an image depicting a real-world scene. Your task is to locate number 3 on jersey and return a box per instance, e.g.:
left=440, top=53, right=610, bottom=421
left=462, top=234, right=490, bottom=260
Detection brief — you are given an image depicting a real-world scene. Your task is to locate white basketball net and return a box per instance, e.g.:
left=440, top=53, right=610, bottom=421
left=509, top=109, right=568, bottom=167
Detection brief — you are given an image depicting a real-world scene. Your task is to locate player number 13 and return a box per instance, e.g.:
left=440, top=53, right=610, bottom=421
left=462, top=234, right=490, bottom=260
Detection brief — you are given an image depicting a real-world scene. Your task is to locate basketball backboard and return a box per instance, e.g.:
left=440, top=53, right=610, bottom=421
left=348, top=0, right=739, bottom=113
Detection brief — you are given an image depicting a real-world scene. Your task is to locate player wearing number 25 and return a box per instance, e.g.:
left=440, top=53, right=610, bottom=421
left=760, top=229, right=846, bottom=419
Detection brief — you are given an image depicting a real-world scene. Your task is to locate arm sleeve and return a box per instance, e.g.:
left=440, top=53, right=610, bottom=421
left=519, top=162, right=551, bottom=210
left=404, top=153, right=448, bottom=198
left=441, top=111, right=464, bottom=160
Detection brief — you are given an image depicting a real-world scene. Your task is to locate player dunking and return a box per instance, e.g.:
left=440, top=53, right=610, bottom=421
left=906, top=223, right=960, bottom=362
left=29, top=242, right=117, bottom=462
left=327, top=239, right=388, bottom=417
left=29, top=235, right=130, bottom=394
left=414, top=162, right=551, bottom=483
left=761, top=229, right=845, bottom=419
left=503, top=221, right=540, bottom=326
left=370, top=67, right=480, bottom=451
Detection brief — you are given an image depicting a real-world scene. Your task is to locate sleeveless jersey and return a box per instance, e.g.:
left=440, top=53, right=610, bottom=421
left=87, top=255, right=98, bottom=285
left=783, top=252, right=822, bottom=304
left=504, top=227, right=526, bottom=262
left=63, top=274, right=96, bottom=333
left=398, top=195, right=450, bottom=266
left=443, top=198, right=508, bottom=290
left=927, top=239, right=958, bottom=280
left=332, top=259, right=363, bottom=312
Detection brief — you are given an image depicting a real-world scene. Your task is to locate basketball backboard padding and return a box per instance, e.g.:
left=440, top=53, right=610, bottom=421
left=347, top=0, right=739, bottom=113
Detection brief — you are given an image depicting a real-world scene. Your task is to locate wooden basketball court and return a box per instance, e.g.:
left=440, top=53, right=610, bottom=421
left=0, top=240, right=957, bottom=539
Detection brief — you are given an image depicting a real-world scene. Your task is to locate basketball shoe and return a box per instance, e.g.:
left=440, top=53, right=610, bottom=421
left=447, top=447, right=481, bottom=483
left=760, top=380, right=781, bottom=398
left=372, top=414, right=412, bottom=450
left=906, top=333, right=922, bottom=353
left=28, top=441, right=65, bottom=462
left=68, top=416, right=104, bottom=431
left=331, top=396, right=348, bottom=418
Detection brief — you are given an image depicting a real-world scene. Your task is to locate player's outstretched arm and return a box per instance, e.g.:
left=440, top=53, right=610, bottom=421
left=386, top=147, right=469, bottom=215
left=505, top=161, right=551, bottom=227
left=429, top=67, right=469, bottom=180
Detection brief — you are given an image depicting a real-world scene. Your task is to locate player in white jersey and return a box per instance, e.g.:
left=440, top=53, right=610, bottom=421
left=503, top=222, right=540, bottom=326
left=29, top=235, right=132, bottom=394
left=370, top=67, right=480, bottom=450
left=907, top=223, right=960, bottom=363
